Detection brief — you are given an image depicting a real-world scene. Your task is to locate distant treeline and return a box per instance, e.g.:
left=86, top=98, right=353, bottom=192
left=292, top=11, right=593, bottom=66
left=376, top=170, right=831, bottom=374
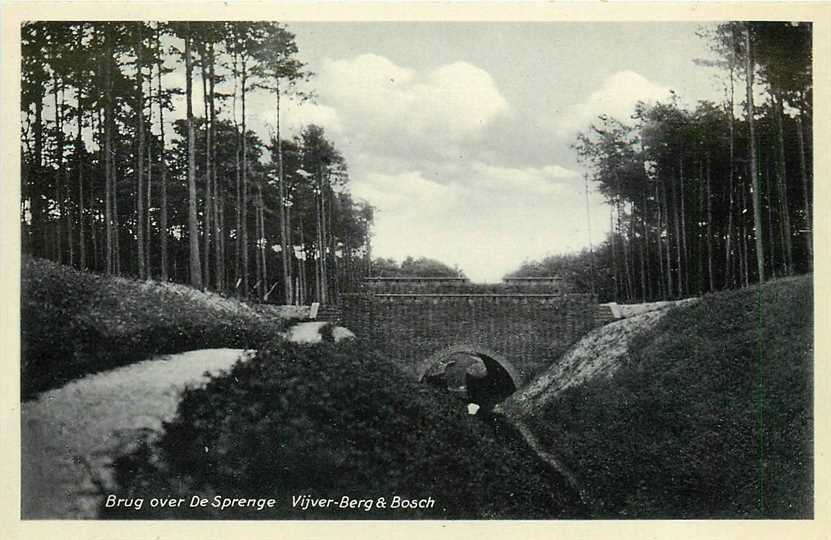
left=511, top=22, right=812, bottom=303
left=20, top=22, right=374, bottom=305
left=370, top=256, right=466, bottom=279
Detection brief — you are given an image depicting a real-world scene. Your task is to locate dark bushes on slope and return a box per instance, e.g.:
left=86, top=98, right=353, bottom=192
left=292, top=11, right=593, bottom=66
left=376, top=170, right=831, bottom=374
left=104, top=339, right=583, bottom=519
left=21, top=257, right=289, bottom=398
left=527, top=275, right=813, bottom=518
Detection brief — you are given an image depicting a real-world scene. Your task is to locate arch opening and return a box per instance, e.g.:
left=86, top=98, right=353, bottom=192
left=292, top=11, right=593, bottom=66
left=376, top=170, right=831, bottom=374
left=420, top=347, right=519, bottom=415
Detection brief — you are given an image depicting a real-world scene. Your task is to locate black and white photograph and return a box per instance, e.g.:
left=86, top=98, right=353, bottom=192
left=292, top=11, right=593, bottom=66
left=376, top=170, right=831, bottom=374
left=5, top=2, right=824, bottom=534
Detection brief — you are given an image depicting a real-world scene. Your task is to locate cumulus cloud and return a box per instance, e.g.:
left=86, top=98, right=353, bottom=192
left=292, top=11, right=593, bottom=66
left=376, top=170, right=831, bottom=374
left=555, top=70, right=673, bottom=137
left=259, top=98, right=343, bottom=140
left=316, top=54, right=510, bottom=158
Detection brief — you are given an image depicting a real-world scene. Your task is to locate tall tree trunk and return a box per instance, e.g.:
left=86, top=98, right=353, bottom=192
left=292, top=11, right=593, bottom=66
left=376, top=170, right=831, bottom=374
left=671, top=175, right=683, bottom=298
left=254, top=184, right=262, bottom=300
left=766, top=156, right=778, bottom=276
left=185, top=24, right=203, bottom=289
left=641, top=182, right=650, bottom=301
left=76, top=41, right=86, bottom=269
left=584, top=173, right=596, bottom=297
left=678, top=156, right=688, bottom=295
left=773, top=91, right=794, bottom=275
left=724, top=77, right=736, bottom=289
left=210, top=45, right=223, bottom=292
left=60, top=85, right=73, bottom=267
left=241, top=56, right=249, bottom=298
left=200, top=43, right=212, bottom=288
left=610, top=206, right=618, bottom=302
left=740, top=177, right=750, bottom=286
left=276, top=82, right=292, bottom=304
left=112, top=142, right=120, bottom=274
left=299, top=215, right=307, bottom=305
left=796, top=109, right=811, bottom=261
left=232, top=51, right=242, bottom=296
left=135, top=23, right=146, bottom=279
left=745, top=24, right=765, bottom=283
left=697, top=160, right=704, bottom=295
left=146, top=71, right=153, bottom=279
left=157, top=24, right=169, bottom=282
left=655, top=179, right=666, bottom=300
left=53, top=75, right=63, bottom=264
left=706, top=154, right=714, bottom=293
left=259, top=184, right=268, bottom=299
left=104, top=30, right=113, bottom=274
left=31, top=37, right=44, bottom=258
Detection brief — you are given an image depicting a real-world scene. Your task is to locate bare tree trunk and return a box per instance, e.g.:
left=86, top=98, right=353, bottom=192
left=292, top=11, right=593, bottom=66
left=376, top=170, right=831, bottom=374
left=200, top=43, right=212, bottom=288
left=104, top=30, right=113, bottom=275
left=53, top=75, right=63, bottom=264
left=610, top=206, right=618, bottom=302
left=641, top=182, right=650, bottom=300
left=745, top=24, right=765, bottom=283
left=157, top=24, right=168, bottom=282
left=678, top=156, right=688, bottom=295
left=671, top=175, right=683, bottom=298
left=241, top=56, right=249, bottom=298
left=655, top=179, right=666, bottom=299
left=76, top=30, right=86, bottom=269
left=146, top=72, right=153, bottom=279
left=773, top=91, right=793, bottom=275
left=706, top=154, right=714, bottom=292
left=232, top=51, right=242, bottom=295
left=796, top=109, right=811, bottom=260
left=697, top=160, right=704, bottom=295
left=766, top=155, right=778, bottom=277
left=275, top=82, right=292, bottom=304
left=259, top=184, right=268, bottom=300
left=185, top=24, right=203, bottom=289
left=724, top=77, right=736, bottom=289
left=739, top=177, right=750, bottom=287
left=208, top=44, right=222, bottom=292
left=112, top=146, right=120, bottom=274
left=136, top=23, right=146, bottom=279
left=254, top=184, right=262, bottom=300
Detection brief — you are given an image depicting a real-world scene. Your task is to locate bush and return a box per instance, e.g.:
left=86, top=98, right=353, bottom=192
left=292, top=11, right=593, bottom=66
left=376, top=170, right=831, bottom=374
left=21, top=257, right=291, bottom=397
left=527, top=275, right=813, bottom=518
left=104, top=339, right=583, bottom=519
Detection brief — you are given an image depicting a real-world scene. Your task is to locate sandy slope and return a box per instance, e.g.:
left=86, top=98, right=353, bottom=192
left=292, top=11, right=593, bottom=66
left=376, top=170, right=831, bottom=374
left=20, top=321, right=354, bottom=519
left=504, top=299, right=697, bottom=419
left=21, top=348, right=251, bottom=519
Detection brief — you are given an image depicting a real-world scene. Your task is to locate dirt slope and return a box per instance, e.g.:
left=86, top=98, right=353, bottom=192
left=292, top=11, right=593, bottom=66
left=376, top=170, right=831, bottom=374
left=504, top=300, right=695, bottom=419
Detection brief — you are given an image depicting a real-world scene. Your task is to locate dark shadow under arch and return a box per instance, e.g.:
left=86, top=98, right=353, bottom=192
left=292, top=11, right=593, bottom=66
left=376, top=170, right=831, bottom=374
left=417, top=345, right=522, bottom=410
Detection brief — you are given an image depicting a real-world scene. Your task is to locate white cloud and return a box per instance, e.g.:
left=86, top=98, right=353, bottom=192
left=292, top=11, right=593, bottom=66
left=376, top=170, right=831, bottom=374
left=556, top=70, right=673, bottom=137
left=259, top=97, right=343, bottom=140
left=316, top=54, right=510, bottom=158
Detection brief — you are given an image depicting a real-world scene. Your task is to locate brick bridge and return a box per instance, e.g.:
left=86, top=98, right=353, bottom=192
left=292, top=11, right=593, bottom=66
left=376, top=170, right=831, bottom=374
left=340, top=277, right=598, bottom=394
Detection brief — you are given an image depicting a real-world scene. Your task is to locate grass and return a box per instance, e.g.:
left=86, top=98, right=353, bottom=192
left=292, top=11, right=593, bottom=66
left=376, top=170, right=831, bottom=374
left=21, top=256, right=294, bottom=398
left=526, top=274, right=813, bottom=518
left=104, top=339, right=584, bottom=519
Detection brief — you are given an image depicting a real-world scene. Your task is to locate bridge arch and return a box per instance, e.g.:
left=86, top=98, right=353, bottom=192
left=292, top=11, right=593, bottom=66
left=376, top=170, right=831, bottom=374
left=417, top=344, right=523, bottom=390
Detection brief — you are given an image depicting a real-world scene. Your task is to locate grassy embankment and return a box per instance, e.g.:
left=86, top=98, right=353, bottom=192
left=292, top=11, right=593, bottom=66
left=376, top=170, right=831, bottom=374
left=524, top=274, right=813, bottom=518
left=105, top=339, right=584, bottom=519
left=21, top=257, right=294, bottom=398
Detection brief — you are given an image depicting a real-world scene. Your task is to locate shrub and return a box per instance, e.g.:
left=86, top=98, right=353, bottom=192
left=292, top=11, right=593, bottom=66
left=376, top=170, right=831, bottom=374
left=527, top=275, right=813, bottom=518
left=104, top=339, right=583, bottom=519
left=21, top=257, right=292, bottom=397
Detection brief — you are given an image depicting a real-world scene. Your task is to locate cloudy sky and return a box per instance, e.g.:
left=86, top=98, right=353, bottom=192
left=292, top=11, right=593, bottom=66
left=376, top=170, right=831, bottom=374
left=185, top=22, right=726, bottom=282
